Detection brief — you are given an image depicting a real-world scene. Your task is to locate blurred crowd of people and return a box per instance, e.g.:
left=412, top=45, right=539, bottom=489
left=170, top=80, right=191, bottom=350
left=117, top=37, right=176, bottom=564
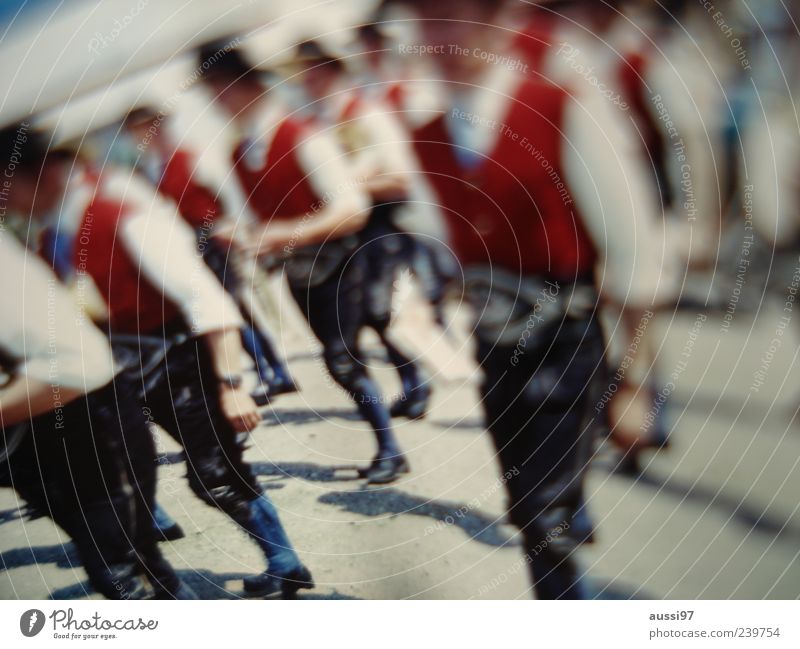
left=1, top=0, right=799, bottom=600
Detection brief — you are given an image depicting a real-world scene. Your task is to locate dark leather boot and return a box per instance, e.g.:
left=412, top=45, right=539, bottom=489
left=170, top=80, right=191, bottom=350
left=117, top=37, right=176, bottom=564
left=243, top=564, right=315, bottom=599
left=359, top=454, right=411, bottom=484
left=390, top=384, right=431, bottom=420
left=153, top=503, right=185, bottom=542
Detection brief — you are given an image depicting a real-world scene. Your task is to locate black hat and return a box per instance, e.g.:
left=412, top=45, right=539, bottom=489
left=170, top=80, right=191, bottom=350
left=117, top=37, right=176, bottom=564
left=197, top=40, right=258, bottom=82
left=0, top=123, right=51, bottom=175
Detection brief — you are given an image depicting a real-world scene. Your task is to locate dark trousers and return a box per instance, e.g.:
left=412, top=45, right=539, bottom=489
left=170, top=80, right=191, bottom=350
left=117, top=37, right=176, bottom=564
left=131, top=335, right=260, bottom=521
left=357, top=208, right=416, bottom=332
left=288, top=248, right=405, bottom=456
left=477, top=313, right=605, bottom=599
left=115, top=329, right=300, bottom=577
left=5, top=378, right=178, bottom=598
left=288, top=207, right=419, bottom=390
left=288, top=252, right=370, bottom=390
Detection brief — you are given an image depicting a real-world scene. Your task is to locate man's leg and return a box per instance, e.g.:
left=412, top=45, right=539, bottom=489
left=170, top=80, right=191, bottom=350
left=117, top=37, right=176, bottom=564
left=359, top=212, right=430, bottom=419
left=478, top=317, right=604, bottom=599
left=289, top=257, right=408, bottom=483
left=203, top=237, right=296, bottom=403
left=101, top=377, right=194, bottom=598
left=8, top=394, right=148, bottom=599
left=143, top=339, right=310, bottom=597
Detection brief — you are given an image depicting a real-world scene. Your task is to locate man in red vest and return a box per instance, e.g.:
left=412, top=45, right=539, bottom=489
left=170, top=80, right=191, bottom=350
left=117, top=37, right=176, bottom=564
left=292, top=40, right=432, bottom=419
left=201, top=47, right=412, bottom=485
left=53, top=160, right=313, bottom=598
left=123, top=107, right=299, bottom=408
left=0, top=126, right=194, bottom=599
left=396, top=0, right=670, bottom=598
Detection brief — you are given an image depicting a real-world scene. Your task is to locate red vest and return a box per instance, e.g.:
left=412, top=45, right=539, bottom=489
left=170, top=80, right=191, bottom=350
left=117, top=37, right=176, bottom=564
left=75, top=177, right=180, bottom=335
left=232, top=117, right=322, bottom=222
left=158, top=149, right=221, bottom=228
left=413, top=80, right=596, bottom=279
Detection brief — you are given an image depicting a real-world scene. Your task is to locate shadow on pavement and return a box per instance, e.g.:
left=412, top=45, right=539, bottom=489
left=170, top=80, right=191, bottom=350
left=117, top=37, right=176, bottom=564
left=594, top=459, right=800, bottom=541
left=0, top=543, right=78, bottom=571
left=250, top=461, right=364, bottom=484
left=430, top=418, right=484, bottom=432
left=318, top=488, right=518, bottom=547
left=49, top=569, right=361, bottom=600
left=262, top=408, right=363, bottom=427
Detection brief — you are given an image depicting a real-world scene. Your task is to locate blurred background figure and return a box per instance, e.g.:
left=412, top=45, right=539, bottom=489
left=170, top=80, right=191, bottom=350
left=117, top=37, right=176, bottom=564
left=395, top=0, right=669, bottom=598
left=291, top=39, right=433, bottom=420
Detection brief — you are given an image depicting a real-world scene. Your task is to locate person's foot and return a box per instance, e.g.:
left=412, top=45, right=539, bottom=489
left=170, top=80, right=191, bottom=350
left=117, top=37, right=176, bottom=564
left=153, top=505, right=185, bottom=542
left=155, top=522, right=185, bottom=542
left=250, top=384, right=273, bottom=407
left=359, top=454, right=411, bottom=484
left=105, top=567, right=149, bottom=600
left=608, top=425, right=669, bottom=477
left=610, top=449, right=643, bottom=477
left=279, top=564, right=315, bottom=599
left=250, top=377, right=300, bottom=407
left=243, top=564, right=314, bottom=599
left=390, top=384, right=431, bottom=420
left=269, top=375, right=300, bottom=397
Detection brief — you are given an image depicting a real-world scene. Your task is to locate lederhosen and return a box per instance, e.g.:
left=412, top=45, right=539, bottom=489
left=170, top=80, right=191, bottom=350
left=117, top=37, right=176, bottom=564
left=335, top=94, right=416, bottom=332
left=356, top=205, right=416, bottom=332
left=283, top=236, right=370, bottom=384
left=465, top=268, right=604, bottom=589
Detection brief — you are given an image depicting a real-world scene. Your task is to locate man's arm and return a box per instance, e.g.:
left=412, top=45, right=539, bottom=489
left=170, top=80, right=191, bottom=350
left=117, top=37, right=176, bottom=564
left=119, top=180, right=261, bottom=432
left=247, top=129, right=370, bottom=256
left=0, top=377, right=84, bottom=426
left=0, top=234, right=116, bottom=425
left=562, top=89, right=678, bottom=309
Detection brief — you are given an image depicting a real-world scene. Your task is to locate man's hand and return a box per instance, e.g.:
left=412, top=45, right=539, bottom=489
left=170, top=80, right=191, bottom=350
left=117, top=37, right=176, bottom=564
left=242, top=221, right=300, bottom=258
left=364, top=173, right=408, bottom=202
left=210, top=221, right=241, bottom=248
left=218, top=385, right=261, bottom=432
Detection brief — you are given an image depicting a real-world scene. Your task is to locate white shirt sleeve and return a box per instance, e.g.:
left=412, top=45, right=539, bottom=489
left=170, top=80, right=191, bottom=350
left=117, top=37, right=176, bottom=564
left=296, top=129, right=370, bottom=214
left=113, top=175, right=244, bottom=336
left=0, top=233, right=116, bottom=392
left=352, top=104, right=417, bottom=177
left=562, top=89, right=679, bottom=307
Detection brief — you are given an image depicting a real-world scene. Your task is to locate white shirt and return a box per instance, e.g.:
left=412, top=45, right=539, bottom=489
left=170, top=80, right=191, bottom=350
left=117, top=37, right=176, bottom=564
left=106, top=170, right=245, bottom=335
left=563, top=86, right=679, bottom=306
left=0, top=232, right=116, bottom=391
left=62, top=167, right=245, bottom=336
left=241, top=99, right=368, bottom=215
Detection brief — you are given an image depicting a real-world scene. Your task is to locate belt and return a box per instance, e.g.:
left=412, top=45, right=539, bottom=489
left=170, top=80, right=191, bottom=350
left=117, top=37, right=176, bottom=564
left=283, top=235, right=360, bottom=287
left=463, top=265, right=597, bottom=346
